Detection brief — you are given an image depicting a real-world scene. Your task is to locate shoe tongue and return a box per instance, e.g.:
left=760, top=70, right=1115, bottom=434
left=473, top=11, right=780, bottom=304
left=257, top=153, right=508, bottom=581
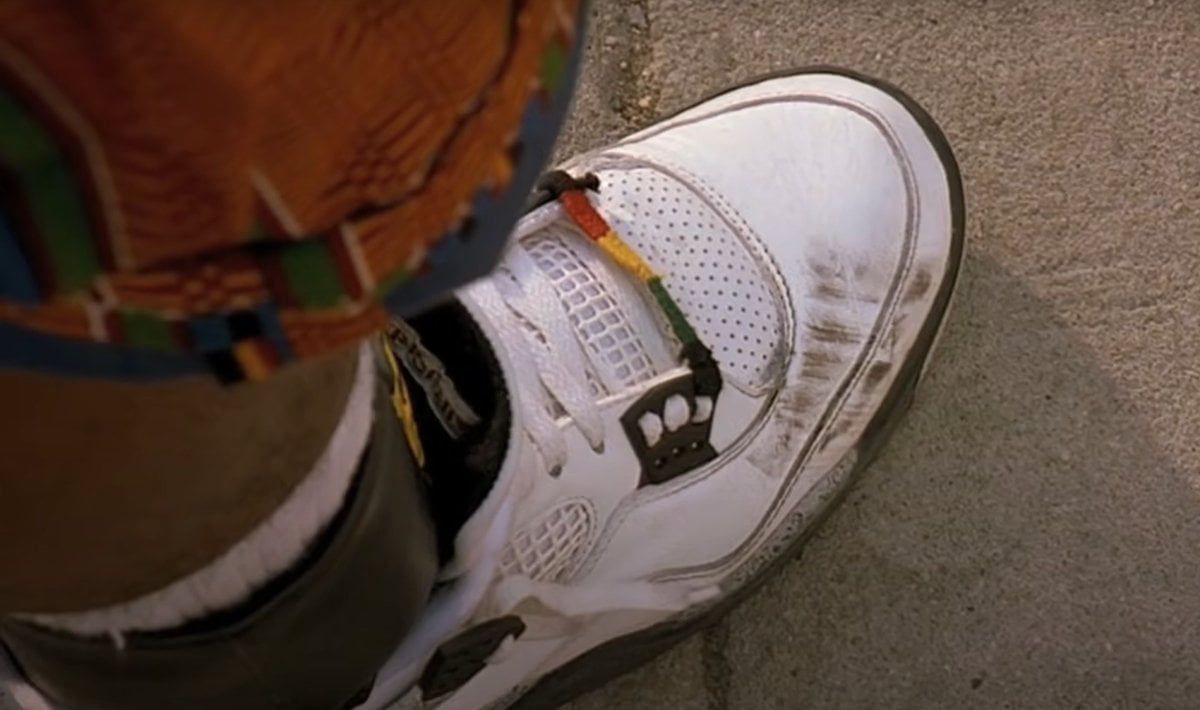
left=389, top=303, right=512, bottom=564
left=514, top=223, right=678, bottom=398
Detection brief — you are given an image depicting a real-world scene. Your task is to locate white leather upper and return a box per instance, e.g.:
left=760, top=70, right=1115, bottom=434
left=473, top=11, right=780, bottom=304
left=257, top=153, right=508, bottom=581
left=378, top=71, right=958, bottom=710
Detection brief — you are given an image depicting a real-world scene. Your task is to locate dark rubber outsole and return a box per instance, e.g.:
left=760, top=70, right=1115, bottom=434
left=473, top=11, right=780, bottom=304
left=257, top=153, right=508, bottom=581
left=506, top=66, right=967, bottom=710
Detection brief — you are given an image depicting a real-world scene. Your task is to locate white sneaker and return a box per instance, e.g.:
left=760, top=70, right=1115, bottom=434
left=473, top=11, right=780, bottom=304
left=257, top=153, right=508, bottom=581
left=0, top=68, right=964, bottom=710
left=363, top=68, right=965, bottom=710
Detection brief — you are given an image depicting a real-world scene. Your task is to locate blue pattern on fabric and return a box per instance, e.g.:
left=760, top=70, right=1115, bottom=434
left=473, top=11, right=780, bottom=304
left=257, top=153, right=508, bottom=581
left=0, top=207, right=38, bottom=303
left=188, top=313, right=233, bottom=352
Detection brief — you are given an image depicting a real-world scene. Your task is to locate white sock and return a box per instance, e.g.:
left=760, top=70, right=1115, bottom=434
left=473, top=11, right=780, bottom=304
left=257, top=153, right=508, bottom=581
left=15, top=343, right=376, bottom=639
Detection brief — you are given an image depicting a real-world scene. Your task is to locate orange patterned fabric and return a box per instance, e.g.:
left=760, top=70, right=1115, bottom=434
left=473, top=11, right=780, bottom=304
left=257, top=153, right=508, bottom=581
left=0, top=0, right=582, bottom=381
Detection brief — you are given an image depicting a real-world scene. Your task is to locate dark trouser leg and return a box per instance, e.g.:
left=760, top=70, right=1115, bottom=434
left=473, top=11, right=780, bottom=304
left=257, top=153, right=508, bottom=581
left=0, top=347, right=438, bottom=710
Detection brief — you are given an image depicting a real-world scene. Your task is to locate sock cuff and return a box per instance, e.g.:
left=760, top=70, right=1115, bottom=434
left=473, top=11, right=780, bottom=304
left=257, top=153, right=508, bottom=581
left=15, top=343, right=376, bottom=637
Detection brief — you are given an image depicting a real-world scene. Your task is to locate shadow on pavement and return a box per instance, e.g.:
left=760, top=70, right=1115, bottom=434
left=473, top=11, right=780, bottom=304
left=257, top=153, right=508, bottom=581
left=720, top=253, right=1200, bottom=709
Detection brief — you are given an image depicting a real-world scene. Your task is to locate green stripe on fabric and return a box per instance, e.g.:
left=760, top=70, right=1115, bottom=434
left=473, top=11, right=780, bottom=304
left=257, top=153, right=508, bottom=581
left=243, top=219, right=268, bottom=243
left=647, top=277, right=698, bottom=345
left=0, top=90, right=99, bottom=293
left=120, top=310, right=173, bottom=350
left=375, top=267, right=412, bottom=297
left=540, top=41, right=567, bottom=92
left=279, top=240, right=345, bottom=308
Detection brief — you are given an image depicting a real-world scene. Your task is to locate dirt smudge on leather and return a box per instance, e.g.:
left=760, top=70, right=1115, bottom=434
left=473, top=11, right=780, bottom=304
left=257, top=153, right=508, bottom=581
left=905, top=267, right=933, bottom=303
left=814, top=278, right=848, bottom=300
left=747, top=384, right=814, bottom=476
left=863, top=361, right=892, bottom=392
left=799, top=346, right=839, bottom=374
left=823, top=413, right=856, bottom=446
left=808, top=257, right=838, bottom=280
left=810, top=253, right=851, bottom=302
left=809, top=317, right=857, bottom=345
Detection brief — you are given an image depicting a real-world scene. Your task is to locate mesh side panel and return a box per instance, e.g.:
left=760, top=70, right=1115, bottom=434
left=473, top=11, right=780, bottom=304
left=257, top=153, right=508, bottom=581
left=500, top=499, right=595, bottom=583
left=525, top=233, right=656, bottom=391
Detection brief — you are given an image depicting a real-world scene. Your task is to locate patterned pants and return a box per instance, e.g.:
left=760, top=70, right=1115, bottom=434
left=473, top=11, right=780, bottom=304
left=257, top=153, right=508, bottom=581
left=0, top=0, right=584, bottom=382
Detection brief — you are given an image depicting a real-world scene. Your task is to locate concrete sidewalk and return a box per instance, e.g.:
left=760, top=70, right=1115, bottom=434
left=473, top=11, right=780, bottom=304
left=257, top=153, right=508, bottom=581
left=560, top=1, right=1200, bottom=708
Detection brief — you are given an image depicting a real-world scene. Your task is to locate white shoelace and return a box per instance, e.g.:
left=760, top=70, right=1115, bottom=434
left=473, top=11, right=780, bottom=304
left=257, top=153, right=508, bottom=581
left=472, top=242, right=608, bottom=476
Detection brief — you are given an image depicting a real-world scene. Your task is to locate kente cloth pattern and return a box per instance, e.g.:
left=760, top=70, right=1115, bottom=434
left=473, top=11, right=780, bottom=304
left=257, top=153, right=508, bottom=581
left=0, top=0, right=583, bottom=382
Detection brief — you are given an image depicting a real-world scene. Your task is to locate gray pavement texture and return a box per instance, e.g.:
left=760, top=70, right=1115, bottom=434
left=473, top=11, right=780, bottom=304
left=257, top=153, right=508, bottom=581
left=555, top=1, right=1200, bottom=709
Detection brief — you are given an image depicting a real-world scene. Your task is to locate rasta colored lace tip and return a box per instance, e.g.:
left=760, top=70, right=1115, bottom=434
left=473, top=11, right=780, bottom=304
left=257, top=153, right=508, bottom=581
left=547, top=170, right=724, bottom=400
